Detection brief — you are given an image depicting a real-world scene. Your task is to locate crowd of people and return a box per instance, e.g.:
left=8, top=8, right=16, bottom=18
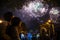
left=0, top=12, right=49, bottom=40
left=0, top=12, right=40, bottom=40
left=0, top=11, right=60, bottom=40
left=0, top=11, right=50, bottom=40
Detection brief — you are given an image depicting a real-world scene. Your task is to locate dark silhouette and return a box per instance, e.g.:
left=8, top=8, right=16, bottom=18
left=0, top=12, right=13, bottom=40
left=3, top=12, right=13, bottom=22
left=6, top=17, right=21, bottom=40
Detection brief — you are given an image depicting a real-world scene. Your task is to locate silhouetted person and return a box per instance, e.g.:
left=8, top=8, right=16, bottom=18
left=32, top=33, right=37, bottom=40
left=41, top=29, right=49, bottom=40
left=4, top=12, right=13, bottom=22
left=6, top=17, right=21, bottom=40
left=0, top=12, right=13, bottom=40
left=19, top=22, right=27, bottom=40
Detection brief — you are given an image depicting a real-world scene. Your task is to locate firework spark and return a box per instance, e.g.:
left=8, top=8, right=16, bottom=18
left=15, top=0, right=60, bottom=24
left=49, top=8, right=59, bottom=15
left=49, top=7, right=60, bottom=22
left=22, top=1, right=48, bottom=18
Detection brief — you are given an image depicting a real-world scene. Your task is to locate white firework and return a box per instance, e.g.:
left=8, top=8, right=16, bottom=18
left=49, top=8, right=60, bottom=22
left=22, top=1, right=48, bottom=18
left=14, top=0, right=50, bottom=24
left=49, top=8, right=59, bottom=15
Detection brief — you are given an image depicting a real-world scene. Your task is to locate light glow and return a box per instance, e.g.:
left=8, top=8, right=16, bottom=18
left=0, top=20, right=3, bottom=23
left=22, top=1, right=48, bottom=18
left=48, top=20, right=51, bottom=23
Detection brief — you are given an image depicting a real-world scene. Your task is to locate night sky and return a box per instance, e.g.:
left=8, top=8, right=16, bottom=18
left=0, top=0, right=27, bottom=17
left=0, top=0, right=60, bottom=17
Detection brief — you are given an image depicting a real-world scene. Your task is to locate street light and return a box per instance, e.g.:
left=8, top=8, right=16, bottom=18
left=0, top=20, right=3, bottom=23
left=48, top=20, right=51, bottom=23
left=46, top=20, right=51, bottom=24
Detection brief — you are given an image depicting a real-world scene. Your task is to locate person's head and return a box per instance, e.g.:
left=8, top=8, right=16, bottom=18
left=3, top=12, right=13, bottom=22
left=11, top=17, right=21, bottom=26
